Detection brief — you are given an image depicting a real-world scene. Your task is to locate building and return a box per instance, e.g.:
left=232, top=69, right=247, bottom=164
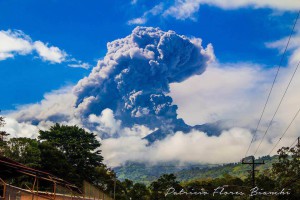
left=0, top=156, right=112, bottom=200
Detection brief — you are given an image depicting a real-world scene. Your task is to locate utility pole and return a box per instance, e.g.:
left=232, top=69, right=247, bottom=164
left=242, top=156, right=265, bottom=199
left=297, top=137, right=300, bottom=157
left=113, top=177, right=116, bottom=200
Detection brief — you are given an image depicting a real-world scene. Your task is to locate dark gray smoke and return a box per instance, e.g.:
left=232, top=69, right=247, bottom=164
left=74, top=27, right=213, bottom=131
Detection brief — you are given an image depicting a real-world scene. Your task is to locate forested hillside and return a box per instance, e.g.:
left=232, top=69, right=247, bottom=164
left=115, top=156, right=277, bottom=184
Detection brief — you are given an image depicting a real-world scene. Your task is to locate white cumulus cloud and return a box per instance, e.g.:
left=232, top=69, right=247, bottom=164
left=5, top=26, right=300, bottom=166
left=163, top=0, right=201, bottom=21
left=0, top=30, right=33, bottom=60
left=170, top=62, right=272, bottom=126
left=0, top=29, right=90, bottom=68
left=132, top=0, right=300, bottom=22
left=9, top=86, right=77, bottom=122
left=199, top=0, right=300, bottom=11
left=165, top=0, right=300, bottom=20
left=33, top=41, right=67, bottom=63
left=2, top=117, right=39, bottom=139
left=127, top=17, right=147, bottom=25
left=68, top=62, right=91, bottom=69
left=127, top=4, right=164, bottom=25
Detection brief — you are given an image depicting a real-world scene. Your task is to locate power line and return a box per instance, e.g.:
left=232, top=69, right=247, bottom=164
left=289, top=137, right=299, bottom=149
left=244, top=10, right=300, bottom=158
left=254, top=60, right=300, bottom=156
left=268, top=107, right=300, bottom=155
left=242, top=157, right=265, bottom=188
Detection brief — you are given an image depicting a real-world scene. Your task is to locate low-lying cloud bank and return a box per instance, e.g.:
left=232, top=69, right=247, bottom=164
left=101, top=127, right=299, bottom=167
left=3, top=26, right=300, bottom=167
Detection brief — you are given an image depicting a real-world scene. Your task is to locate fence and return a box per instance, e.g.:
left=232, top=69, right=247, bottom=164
left=83, top=182, right=112, bottom=200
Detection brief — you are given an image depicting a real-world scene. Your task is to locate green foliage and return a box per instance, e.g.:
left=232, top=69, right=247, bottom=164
left=38, top=123, right=103, bottom=184
left=149, top=174, right=182, bottom=200
left=272, top=145, right=300, bottom=199
left=38, top=141, right=78, bottom=183
left=255, top=172, right=276, bottom=191
left=4, top=137, right=41, bottom=168
left=129, top=183, right=150, bottom=200
left=0, top=112, right=9, bottom=154
left=115, top=159, right=277, bottom=185
left=115, top=162, right=183, bottom=185
left=114, top=153, right=300, bottom=199
left=2, top=120, right=300, bottom=199
left=93, top=166, right=119, bottom=195
left=1, top=123, right=110, bottom=190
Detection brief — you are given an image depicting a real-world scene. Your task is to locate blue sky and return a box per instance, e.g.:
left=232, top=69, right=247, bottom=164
left=1, top=0, right=300, bottom=164
left=0, top=0, right=297, bottom=110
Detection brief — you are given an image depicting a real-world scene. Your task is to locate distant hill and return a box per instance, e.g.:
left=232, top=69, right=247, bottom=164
left=176, top=156, right=276, bottom=182
left=143, top=122, right=222, bottom=143
left=114, top=156, right=278, bottom=185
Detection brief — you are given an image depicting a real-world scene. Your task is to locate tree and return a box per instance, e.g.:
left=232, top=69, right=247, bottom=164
left=38, top=123, right=103, bottom=184
left=129, top=183, right=150, bottom=200
left=4, top=138, right=41, bottom=168
left=93, top=166, right=118, bottom=194
left=0, top=112, right=9, bottom=154
left=122, top=179, right=134, bottom=193
left=255, top=172, right=276, bottom=192
left=38, top=141, right=78, bottom=183
left=272, top=145, right=300, bottom=199
left=149, top=174, right=182, bottom=200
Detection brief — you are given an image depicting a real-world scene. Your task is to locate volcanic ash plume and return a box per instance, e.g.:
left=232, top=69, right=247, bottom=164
left=74, top=26, right=214, bottom=132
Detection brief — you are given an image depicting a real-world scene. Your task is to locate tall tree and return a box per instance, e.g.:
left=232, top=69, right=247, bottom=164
left=0, top=112, right=9, bottom=141
left=272, top=145, right=300, bottom=198
left=149, top=174, right=182, bottom=200
left=38, top=141, right=77, bottom=183
left=129, top=183, right=150, bottom=200
left=0, top=111, right=9, bottom=155
left=4, top=137, right=41, bottom=168
left=38, top=123, right=103, bottom=184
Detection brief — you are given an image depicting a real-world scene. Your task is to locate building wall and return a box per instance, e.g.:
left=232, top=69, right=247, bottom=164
left=4, top=185, right=112, bottom=200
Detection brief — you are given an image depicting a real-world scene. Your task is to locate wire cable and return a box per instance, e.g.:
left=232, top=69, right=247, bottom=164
left=289, top=137, right=299, bottom=149
left=268, top=106, right=300, bottom=155
left=254, top=60, right=300, bottom=156
left=244, top=10, right=300, bottom=158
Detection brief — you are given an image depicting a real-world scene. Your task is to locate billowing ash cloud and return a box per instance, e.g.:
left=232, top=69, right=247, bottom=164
left=7, top=26, right=300, bottom=166
left=74, top=27, right=214, bottom=130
